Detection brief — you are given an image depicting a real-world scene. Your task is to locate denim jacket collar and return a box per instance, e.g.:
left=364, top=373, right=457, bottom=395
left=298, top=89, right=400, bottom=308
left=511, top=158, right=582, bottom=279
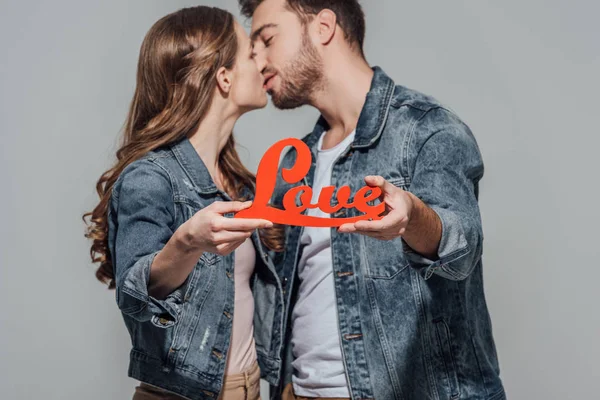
left=304, top=66, right=396, bottom=151
left=170, top=136, right=219, bottom=194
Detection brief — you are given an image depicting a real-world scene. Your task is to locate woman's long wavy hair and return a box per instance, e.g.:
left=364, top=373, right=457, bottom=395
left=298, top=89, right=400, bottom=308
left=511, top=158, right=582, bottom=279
left=83, top=6, right=284, bottom=290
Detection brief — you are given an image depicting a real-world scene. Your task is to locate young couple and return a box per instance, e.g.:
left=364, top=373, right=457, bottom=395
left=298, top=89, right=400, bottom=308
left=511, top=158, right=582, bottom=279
left=84, top=1, right=505, bottom=399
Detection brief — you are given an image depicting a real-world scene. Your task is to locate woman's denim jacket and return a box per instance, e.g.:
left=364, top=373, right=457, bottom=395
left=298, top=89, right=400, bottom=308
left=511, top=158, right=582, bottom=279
left=108, top=137, right=285, bottom=400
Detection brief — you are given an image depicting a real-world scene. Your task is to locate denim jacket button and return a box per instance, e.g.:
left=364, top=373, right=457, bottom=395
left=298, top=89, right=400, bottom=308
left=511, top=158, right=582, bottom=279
left=333, top=209, right=346, bottom=218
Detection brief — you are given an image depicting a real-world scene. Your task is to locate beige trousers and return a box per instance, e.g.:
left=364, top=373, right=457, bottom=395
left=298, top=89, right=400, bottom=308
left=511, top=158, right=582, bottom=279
left=132, top=361, right=261, bottom=400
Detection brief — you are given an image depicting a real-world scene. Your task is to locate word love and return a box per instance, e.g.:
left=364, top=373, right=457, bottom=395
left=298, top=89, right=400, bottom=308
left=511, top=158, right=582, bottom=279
left=235, top=138, right=385, bottom=227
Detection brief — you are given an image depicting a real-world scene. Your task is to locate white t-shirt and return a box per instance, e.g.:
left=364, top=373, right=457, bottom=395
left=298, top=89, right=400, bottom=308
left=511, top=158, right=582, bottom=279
left=291, top=130, right=355, bottom=397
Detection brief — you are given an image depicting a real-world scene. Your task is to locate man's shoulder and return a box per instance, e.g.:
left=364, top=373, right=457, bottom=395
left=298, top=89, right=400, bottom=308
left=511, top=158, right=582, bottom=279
left=390, top=83, right=446, bottom=112
left=389, top=83, right=470, bottom=132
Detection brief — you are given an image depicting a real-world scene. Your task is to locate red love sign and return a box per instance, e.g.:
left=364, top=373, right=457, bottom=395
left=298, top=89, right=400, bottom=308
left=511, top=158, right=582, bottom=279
left=235, top=138, right=385, bottom=227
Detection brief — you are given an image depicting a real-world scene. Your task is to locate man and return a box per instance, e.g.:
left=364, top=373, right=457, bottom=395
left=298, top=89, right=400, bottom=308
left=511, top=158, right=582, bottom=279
left=240, top=1, right=505, bottom=399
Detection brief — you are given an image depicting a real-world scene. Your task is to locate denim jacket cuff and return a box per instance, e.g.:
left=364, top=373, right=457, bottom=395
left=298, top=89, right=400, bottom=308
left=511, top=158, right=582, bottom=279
left=402, top=206, right=472, bottom=280
left=116, top=251, right=183, bottom=323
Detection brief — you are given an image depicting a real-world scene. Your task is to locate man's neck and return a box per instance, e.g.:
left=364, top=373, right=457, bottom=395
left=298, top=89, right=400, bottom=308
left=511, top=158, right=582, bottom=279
left=311, top=57, right=374, bottom=148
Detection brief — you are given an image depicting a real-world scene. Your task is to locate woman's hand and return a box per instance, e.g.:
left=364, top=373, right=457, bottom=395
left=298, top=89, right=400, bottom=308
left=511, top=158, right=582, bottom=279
left=149, top=201, right=272, bottom=299
left=179, top=200, right=273, bottom=256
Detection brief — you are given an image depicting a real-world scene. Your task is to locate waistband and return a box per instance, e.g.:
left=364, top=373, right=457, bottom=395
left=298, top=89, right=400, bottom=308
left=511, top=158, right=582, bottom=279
left=223, top=361, right=260, bottom=390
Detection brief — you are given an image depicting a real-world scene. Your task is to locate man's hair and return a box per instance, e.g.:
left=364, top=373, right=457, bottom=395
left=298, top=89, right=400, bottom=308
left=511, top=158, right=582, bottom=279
left=239, top=0, right=365, bottom=55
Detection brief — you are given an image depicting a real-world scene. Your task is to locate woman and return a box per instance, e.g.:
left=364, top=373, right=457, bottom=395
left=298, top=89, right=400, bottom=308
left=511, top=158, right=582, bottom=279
left=83, top=6, right=286, bottom=400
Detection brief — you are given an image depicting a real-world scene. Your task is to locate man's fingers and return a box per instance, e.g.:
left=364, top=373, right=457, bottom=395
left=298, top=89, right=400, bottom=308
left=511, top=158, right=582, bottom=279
left=364, top=175, right=396, bottom=195
left=338, top=216, right=390, bottom=234
left=337, top=223, right=357, bottom=233
left=353, top=218, right=388, bottom=232
left=338, top=211, right=406, bottom=235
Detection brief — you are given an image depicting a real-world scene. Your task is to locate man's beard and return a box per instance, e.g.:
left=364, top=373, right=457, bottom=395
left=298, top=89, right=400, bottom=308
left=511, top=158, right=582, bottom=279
left=269, top=32, right=324, bottom=110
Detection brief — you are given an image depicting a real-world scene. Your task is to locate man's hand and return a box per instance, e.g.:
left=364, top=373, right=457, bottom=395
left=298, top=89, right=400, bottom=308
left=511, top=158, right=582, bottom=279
left=338, top=175, right=442, bottom=259
left=337, top=175, right=415, bottom=240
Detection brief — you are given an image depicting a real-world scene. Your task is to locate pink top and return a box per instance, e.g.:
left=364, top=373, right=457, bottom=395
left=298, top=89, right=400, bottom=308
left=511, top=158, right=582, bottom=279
left=224, top=237, right=257, bottom=375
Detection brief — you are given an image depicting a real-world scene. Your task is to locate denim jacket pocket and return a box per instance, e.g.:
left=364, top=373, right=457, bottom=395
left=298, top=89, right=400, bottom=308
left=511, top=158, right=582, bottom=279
left=357, top=176, right=411, bottom=279
left=360, top=234, right=409, bottom=279
left=432, top=318, right=461, bottom=399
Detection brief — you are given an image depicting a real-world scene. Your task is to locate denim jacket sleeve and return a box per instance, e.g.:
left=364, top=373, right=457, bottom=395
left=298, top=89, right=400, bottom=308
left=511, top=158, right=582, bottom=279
left=110, top=159, right=183, bottom=322
left=402, top=107, right=484, bottom=281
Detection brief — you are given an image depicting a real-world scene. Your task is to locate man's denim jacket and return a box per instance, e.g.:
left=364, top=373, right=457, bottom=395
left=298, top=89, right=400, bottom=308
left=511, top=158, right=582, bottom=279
left=268, top=67, right=505, bottom=400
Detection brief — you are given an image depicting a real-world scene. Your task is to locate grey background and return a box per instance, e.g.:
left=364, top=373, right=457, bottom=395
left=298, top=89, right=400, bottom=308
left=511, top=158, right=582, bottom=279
left=1, top=0, right=598, bottom=399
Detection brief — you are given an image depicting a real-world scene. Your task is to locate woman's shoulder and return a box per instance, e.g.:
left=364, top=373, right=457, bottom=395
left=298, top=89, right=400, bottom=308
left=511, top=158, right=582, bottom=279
left=112, top=155, right=175, bottom=206
left=107, top=151, right=180, bottom=231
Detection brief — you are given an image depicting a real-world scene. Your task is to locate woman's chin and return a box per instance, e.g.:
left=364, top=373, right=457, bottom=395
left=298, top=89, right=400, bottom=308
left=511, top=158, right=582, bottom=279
left=239, top=98, right=268, bottom=114
left=255, top=95, right=269, bottom=109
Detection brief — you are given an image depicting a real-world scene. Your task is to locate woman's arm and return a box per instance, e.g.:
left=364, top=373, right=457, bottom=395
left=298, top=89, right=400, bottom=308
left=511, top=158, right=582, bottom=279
left=111, top=160, right=271, bottom=320
left=149, top=201, right=272, bottom=299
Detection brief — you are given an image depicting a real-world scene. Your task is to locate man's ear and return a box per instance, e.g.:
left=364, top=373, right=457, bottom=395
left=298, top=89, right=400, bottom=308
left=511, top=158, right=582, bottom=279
left=216, top=66, right=232, bottom=94
left=315, top=9, right=337, bottom=46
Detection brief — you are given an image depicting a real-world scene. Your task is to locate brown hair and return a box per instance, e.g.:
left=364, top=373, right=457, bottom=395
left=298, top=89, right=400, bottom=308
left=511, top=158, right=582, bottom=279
left=239, top=0, right=366, bottom=56
left=83, top=6, right=284, bottom=290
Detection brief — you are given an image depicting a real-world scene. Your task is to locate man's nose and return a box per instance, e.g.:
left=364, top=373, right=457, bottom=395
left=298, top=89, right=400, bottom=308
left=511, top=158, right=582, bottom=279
left=253, top=49, right=267, bottom=73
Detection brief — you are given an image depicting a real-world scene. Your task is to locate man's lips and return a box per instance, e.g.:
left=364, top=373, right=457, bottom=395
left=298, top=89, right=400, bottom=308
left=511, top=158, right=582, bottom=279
left=263, top=73, right=276, bottom=90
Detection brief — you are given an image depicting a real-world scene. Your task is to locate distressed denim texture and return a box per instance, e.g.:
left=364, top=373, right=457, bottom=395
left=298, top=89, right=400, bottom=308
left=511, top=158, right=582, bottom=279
left=108, top=137, right=286, bottom=399
left=268, top=67, right=505, bottom=400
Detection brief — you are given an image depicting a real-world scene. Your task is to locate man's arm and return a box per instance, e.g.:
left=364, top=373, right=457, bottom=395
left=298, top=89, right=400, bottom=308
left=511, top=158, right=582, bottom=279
left=339, top=108, right=484, bottom=281
left=402, top=191, right=442, bottom=260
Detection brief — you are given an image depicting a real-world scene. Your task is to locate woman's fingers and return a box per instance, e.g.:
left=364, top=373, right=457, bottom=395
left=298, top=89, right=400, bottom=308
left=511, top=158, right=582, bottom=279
left=212, top=230, right=253, bottom=245
left=217, top=217, right=272, bottom=231
left=215, top=239, right=247, bottom=256
left=208, top=200, right=252, bottom=214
